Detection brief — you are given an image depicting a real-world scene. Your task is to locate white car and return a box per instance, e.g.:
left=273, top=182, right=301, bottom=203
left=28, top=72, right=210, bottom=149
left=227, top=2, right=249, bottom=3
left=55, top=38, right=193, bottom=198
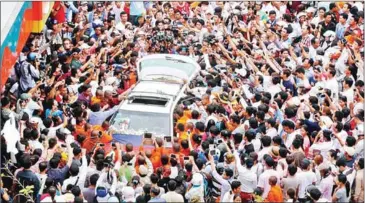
left=109, top=54, right=201, bottom=146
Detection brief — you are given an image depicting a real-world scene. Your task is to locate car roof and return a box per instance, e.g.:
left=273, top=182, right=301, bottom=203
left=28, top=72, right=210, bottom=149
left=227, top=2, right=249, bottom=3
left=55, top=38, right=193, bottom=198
left=119, top=80, right=182, bottom=114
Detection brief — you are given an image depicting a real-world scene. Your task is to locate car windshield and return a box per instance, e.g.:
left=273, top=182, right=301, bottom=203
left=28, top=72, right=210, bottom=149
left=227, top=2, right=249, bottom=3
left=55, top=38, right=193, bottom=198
left=110, top=110, right=170, bottom=137
left=140, top=57, right=196, bottom=77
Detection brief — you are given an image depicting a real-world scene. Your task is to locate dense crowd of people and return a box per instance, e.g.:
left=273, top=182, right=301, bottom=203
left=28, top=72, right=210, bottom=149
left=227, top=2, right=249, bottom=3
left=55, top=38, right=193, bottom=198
left=1, top=1, right=364, bottom=203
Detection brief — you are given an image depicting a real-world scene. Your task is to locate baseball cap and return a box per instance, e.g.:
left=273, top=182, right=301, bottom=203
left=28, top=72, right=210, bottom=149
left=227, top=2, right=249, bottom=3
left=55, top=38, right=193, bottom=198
left=139, top=165, right=148, bottom=176
left=191, top=173, right=203, bottom=186
left=122, top=187, right=135, bottom=202
left=307, top=186, right=322, bottom=201
left=71, top=48, right=81, bottom=54
left=20, top=93, right=30, bottom=100
left=96, top=186, right=108, bottom=198
left=323, top=30, right=336, bottom=37
left=318, top=162, right=330, bottom=171
left=344, top=146, right=355, bottom=157
left=306, top=7, right=316, bottom=13
left=27, top=52, right=37, bottom=61
left=22, top=46, right=30, bottom=53
left=30, top=117, right=39, bottom=124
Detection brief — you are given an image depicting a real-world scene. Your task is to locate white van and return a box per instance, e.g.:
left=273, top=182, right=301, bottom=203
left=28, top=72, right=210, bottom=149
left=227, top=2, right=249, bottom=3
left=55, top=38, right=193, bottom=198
left=109, top=54, right=201, bottom=146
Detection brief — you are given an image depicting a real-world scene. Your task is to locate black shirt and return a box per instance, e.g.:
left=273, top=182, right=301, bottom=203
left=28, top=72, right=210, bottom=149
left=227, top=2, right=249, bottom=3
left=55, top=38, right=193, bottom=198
left=319, top=21, right=336, bottom=36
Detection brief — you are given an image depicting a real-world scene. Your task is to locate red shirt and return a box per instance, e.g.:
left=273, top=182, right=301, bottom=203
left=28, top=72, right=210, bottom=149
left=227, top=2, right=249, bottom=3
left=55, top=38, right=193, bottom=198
left=52, top=2, right=66, bottom=23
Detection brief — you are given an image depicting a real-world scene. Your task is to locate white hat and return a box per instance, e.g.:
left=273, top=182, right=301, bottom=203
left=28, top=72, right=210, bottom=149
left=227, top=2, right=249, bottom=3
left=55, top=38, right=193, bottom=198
left=323, top=30, right=336, bottom=37
left=320, top=116, right=333, bottom=129
left=318, top=162, right=330, bottom=171
left=306, top=7, right=316, bottom=13
left=297, top=12, right=306, bottom=19
left=344, top=146, right=356, bottom=157
left=206, top=9, right=214, bottom=15
left=30, top=117, right=39, bottom=124
left=236, top=68, right=247, bottom=77
left=80, top=43, right=90, bottom=50
left=105, top=77, right=117, bottom=86
left=107, top=196, right=119, bottom=203
left=276, top=21, right=288, bottom=27
left=122, top=187, right=135, bottom=202
left=191, top=173, right=203, bottom=186
left=139, top=165, right=148, bottom=176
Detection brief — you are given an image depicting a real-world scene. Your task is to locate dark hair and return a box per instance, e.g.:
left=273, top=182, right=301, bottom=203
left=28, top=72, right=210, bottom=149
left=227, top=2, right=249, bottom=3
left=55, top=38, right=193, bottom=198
left=337, top=174, right=350, bottom=197
left=90, top=174, right=99, bottom=186
left=340, top=13, right=349, bottom=20
left=167, top=180, right=177, bottom=191
left=230, top=180, right=241, bottom=190
left=346, top=136, right=356, bottom=147
left=344, top=77, right=354, bottom=88
left=358, top=158, right=364, bottom=169
left=288, top=164, right=298, bottom=176
left=21, top=154, right=32, bottom=169
left=261, top=136, right=271, bottom=147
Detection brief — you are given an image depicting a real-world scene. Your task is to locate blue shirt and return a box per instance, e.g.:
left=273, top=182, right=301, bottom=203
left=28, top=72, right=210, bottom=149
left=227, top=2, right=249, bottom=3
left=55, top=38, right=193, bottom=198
left=335, top=23, right=346, bottom=39
left=47, top=165, right=70, bottom=185
left=88, top=106, right=119, bottom=125
left=45, top=109, right=63, bottom=118
left=130, top=2, right=145, bottom=15
left=17, top=170, right=41, bottom=202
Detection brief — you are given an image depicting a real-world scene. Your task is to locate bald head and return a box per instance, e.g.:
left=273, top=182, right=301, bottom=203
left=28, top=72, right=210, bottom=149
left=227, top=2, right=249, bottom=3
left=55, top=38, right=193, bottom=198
left=126, top=143, right=133, bottom=152
left=145, top=150, right=152, bottom=158
left=314, top=154, right=323, bottom=165
left=173, top=143, right=180, bottom=153
left=186, top=122, right=194, bottom=131
left=96, top=89, right=104, bottom=97
left=138, top=156, right=146, bottom=165
left=91, top=130, right=99, bottom=138
left=104, top=90, right=113, bottom=98
left=155, top=137, right=163, bottom=147
left=269, top=176, right=277, bottom=186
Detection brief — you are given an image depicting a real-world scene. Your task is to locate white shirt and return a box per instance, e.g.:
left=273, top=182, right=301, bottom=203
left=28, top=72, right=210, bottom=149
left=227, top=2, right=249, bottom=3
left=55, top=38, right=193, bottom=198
left=161, top=191, right=184, bottom=202
left=284, top=131, right=296, bottom=149
left=333, top=130, right=348, bottom=153
left=353, top=102, right=364, bottom=115
left=342, top=88, right=354, bottom=106
left=257, top=168, right=280, bottom=199
left=297, top=170, right=317, bottom=198
left=325, top=77, right=339, bottom=101
left=310, top=141, right=333, bottom=158
left=234, top=151, right=257, bottom=193
left=269, top=84, right=282, bottom=100
left=266, top=127, right=277, bottom=139
left=62, top=155, right=87, bottom=193
left=318, top=175, right=334, bottom=202
left=258, top=147, right=271, bottom=163
left=29, top=140, right=44, bottom=151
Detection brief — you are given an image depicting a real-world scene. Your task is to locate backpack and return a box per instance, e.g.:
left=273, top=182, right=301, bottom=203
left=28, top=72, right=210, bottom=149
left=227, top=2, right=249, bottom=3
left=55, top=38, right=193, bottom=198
left=14, top=60, right=23, bottom=80
left=199, top=171, right=214, bottom=203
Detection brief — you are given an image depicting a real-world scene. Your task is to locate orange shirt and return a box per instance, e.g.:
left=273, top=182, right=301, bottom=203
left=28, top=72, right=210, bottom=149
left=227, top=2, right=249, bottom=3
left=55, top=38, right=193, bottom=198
left=91, top=96, right=102, bottom=105
left=226, top=122, right=238, bottom=132
left=129, top=72, right=137, bottom=86
left=265, top=185, right=283, bottom=203
left=82, top=136, right=99, bottom=154
left=75, top=124, right=88, bottom=139
left=93, top=125, right=113, bottom=144
left=151, top=146, right=163, bottom=170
